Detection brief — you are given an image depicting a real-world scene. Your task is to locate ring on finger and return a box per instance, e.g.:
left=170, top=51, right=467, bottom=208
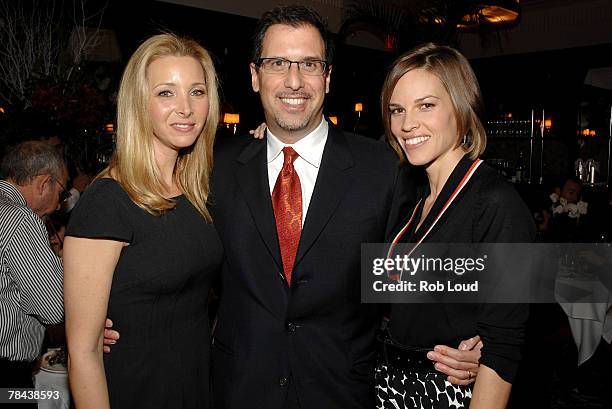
left=467, top=370, right=473, bottom=379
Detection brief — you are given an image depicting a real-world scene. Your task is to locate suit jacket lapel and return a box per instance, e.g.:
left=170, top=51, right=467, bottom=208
left=235, top=140, right=283, bottom=272
left=294, top=126, right=354, bottom=267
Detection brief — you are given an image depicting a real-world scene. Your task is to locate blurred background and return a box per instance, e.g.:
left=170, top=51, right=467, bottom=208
left=1, top=0, right=611, bottom=185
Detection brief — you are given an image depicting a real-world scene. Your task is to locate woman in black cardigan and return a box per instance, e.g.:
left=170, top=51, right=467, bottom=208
left=375, top=43, right=535, bottom=409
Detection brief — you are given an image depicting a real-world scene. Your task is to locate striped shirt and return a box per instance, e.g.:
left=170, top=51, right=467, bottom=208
left=0, top=180, right=64, bottom=362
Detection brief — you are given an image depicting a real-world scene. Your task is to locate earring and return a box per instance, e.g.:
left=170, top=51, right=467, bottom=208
left=462, top=133, right=469, bottom=146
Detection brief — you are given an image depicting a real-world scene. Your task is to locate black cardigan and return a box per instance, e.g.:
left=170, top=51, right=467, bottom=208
left=388, top=155, right=536, bottom=383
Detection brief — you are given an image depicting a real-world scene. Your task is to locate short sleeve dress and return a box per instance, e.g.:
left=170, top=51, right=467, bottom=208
left=66, top=178, right=222, bottom=409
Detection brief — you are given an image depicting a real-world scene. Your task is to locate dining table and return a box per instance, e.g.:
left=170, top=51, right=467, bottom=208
left=555, top=271, right=612, bottom=365
left=33, top=349, right=71, bottom=409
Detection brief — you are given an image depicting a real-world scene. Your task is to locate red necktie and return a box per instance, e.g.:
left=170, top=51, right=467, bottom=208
left=272, top=147, right=302, bottom=286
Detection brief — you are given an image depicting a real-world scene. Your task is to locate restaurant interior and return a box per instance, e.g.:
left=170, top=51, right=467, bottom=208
left=0, top=1, right=610, bottom=408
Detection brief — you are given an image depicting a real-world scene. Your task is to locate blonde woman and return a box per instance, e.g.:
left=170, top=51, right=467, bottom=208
left=63, top=33, right=221, bottom=409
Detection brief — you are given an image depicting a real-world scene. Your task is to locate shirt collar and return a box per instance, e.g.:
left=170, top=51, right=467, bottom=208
left=0, top=180, right=27, bottom=206
left=266, top=118, right=328, bottom=168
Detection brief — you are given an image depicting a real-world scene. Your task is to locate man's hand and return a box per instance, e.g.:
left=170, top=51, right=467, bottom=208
left=248, top=122, right=267, bottom=139
left=103, top=318, right=120, bottom=353
left=427, top=335, right=483, bottom=385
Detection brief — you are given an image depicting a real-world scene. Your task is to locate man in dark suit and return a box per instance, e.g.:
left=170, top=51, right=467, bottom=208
left=210, top=5, right=478, bottom=409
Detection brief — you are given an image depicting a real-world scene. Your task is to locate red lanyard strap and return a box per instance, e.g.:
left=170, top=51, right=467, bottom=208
left=387, top=159, right=483, bottom=280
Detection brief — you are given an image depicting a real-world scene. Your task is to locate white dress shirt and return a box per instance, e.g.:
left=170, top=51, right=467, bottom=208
left=267, top=119, right=328, bottom=224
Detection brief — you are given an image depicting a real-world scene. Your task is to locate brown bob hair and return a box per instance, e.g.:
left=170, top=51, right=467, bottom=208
left=381, top=43, right=486, bottom=162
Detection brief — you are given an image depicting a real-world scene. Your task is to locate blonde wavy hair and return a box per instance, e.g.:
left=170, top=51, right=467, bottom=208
left=101, top=33, right=219, bottom=222
left=381, top=43, right=486, bottom=163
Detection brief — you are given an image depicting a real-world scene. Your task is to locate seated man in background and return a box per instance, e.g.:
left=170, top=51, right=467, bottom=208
left=0, top=141, right=66, bottom=404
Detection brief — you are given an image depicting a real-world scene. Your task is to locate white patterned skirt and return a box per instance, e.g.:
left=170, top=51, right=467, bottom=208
left=375, top=361, right=472, bottom=409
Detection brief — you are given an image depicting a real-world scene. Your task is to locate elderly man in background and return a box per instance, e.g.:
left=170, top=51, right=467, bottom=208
left=0, top=141, right=66, bottom=398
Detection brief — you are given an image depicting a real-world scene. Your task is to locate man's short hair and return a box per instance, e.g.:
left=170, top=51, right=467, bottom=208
left=1, top=141, right=65, bottom=184
left=252, top=4, right=333, bottom=64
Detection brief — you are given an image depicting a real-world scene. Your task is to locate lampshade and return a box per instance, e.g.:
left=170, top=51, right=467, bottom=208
left=328, top=116, right=338, bottom=125
left=354, top=103, right=363, bottom=113
left=458, top=0, right=520, bottom=29
left=223, top=113, right=240, bottom=124
left=480, top=0, right=520, bottom=24
left=544, top=119, right=552, bottom=129
left=581, top=128, right=592, bottom=137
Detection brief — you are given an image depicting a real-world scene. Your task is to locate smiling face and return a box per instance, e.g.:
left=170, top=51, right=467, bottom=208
left=250, top=24, right=331, bottom=143
left=389, top=68, right=463, bottom=170
left=147, top=56, right=209, bottom=158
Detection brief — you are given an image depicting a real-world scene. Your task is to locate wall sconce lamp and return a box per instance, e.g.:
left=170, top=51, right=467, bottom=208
left=223, top=113, right=240, bottom=135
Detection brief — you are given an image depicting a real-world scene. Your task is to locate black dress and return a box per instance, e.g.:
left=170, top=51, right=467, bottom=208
left=375, top=155, right=535, bottom=409
left=66, top=179, right=222, bottom=409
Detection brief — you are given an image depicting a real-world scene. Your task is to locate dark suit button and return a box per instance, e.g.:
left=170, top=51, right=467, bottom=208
left=286, top=322, right=296, bottom=333
left=279, top=377, right=288, bottom=387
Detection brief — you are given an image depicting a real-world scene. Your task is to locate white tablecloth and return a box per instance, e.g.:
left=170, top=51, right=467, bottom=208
left=34, top=368, right=70, bottom=409
left=556, top=275, right=612, bottom=365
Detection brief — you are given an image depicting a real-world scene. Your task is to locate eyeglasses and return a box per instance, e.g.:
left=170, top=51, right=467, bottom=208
left=54, top=179, right=72, bottom=204
left=255, top=57, right=329, bottom=76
